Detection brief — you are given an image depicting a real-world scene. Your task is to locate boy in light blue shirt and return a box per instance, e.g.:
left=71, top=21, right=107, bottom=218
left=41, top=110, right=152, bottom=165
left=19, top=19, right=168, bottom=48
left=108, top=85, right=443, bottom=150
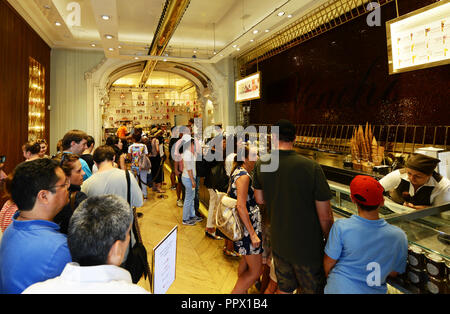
left=324, top=175, right=408, bottom=294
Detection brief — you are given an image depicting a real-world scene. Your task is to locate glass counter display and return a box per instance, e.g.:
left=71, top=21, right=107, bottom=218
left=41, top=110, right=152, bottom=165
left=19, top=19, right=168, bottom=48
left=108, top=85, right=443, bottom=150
left=329, top=180, right=450, bottom=294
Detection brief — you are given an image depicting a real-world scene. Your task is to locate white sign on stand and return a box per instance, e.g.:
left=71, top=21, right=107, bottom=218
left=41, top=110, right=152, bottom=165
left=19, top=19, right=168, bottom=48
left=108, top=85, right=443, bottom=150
left=151, top=226, right=178, bottom=294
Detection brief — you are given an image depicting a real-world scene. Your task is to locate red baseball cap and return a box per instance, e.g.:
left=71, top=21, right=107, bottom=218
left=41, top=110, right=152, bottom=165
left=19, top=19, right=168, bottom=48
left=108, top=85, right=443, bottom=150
left=350, top=175, right=384, bottom=206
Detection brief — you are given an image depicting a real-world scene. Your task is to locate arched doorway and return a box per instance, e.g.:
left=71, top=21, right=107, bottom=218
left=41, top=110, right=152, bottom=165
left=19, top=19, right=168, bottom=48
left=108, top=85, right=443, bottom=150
left=85, top=58, right=231, bottom=145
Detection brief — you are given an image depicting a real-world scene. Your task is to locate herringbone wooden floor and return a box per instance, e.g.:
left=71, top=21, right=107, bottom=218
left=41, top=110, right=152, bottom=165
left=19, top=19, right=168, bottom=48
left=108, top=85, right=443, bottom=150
left=135, top=170, right=243, bottom=294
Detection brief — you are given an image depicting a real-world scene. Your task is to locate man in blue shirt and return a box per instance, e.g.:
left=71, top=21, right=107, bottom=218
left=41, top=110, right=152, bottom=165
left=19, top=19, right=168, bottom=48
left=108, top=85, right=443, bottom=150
left=0, top=159, right=72, bottom=293
left=62, top=129, right=92, bottom=180
left=324, top=175, right=408, bottom=294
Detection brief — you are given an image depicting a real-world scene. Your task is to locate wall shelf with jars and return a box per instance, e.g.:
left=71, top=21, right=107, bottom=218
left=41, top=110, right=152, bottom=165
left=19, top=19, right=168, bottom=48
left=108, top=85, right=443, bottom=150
left=103, top=88, right=199, bottom=128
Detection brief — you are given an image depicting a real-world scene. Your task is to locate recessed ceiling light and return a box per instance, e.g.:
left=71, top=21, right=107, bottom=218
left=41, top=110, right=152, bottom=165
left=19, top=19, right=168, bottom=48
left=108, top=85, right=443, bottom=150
left=236, top=48, right=240, bottom=51
left=101, top=15, right=111, bottom=20
left=277, top=11, right=285, bottom=16
left=213, top=51, right=217, bottom=55
left=253, top=29, right=259, bottom=34
left=108, top=48, right=114, bottom=51
left=163, top=59, right=167, bottom=62
left=55, top=22, right=62, bottom=26
left=118, top=45, right=122, bottom=49
left=105, top=34, right=113, bottom=39
left=265, top=29, right=270, bottom=33
left=134, top=57, right=139, bottom=60
left=193, top=50, right=197, bottom=53
left=287, top=14, right=293, bottom=18
left=232, top=44, right=237, bottom=48
left=91, top=43, right=96, bottom=47
left=250, top=39, right=254, bottom=42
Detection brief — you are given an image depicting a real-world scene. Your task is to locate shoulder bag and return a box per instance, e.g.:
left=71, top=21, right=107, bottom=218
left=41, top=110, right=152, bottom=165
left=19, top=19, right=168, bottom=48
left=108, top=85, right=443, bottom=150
left=123, top=170, right=151, bottom=284
left=214, top=170, right=244, bottom=241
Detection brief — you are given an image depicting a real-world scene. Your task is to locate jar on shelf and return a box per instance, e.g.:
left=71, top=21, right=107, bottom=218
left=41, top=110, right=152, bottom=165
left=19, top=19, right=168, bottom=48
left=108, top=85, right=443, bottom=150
left=426, top=276, right=448, bottom=294
left=425, top=252, right=447, bottom=280
left=408, top=245, right=426, bottom=269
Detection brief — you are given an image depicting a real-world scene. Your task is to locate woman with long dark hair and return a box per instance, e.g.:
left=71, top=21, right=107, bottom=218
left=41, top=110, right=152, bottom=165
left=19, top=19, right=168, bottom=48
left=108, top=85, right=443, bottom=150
left=229, top=145, right=263, bottom=293
left=52, top=154, right=87, bottom=234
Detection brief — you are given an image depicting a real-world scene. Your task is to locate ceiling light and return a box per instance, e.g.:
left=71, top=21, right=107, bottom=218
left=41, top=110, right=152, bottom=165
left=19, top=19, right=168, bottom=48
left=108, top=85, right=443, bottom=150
left=213, top=51, right=217, bottom=55
left=108, top=48, right=114, bottom=51
left=193, top=50, right=197, bottom=53
left=232, top=44, right=237, bottom=48
left=105, top=34, right=114, bottom=39
left=118, top=45, right=122, bottom=49
left=250, top=39, right=254, bottom=42
left=101, top=15, right=111, bottom=20
left=134, top=57, right=139, bottom=60
left=253, top=29, right=259, bottom=34
left=236, top=48, right=240, bottom=51
left=287, top=14, right=293, bottom=18
left=265, top=29, right=270, bottom=32
left=163, top=59, right=167, bottom=62
left=55, top=22, right=62, bottom=26
left=277, top=11, right=285, bottom=16
left=91, top=43, right=96, bottom=47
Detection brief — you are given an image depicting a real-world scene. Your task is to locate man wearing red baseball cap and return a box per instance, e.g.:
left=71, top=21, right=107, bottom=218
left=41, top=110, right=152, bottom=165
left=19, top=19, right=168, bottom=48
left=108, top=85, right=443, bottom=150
left=323, top=175, right=408, bottom=294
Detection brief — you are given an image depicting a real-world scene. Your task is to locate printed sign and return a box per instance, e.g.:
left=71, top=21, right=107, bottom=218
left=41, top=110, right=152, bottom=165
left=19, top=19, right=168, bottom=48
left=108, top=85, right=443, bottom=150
left=235, top=72, right=261, bottom=102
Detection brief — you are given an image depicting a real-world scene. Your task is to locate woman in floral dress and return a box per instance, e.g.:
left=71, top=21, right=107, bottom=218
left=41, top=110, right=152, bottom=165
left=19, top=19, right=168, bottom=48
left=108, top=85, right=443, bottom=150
left=228, top=145, right=263, bottom=293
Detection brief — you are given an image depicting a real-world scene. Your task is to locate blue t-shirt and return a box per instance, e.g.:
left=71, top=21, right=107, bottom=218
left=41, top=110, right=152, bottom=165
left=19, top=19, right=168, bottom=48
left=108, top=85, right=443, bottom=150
left=324, top=215, right=408, bottom=294
left=0, top=213, right=72, bottom=294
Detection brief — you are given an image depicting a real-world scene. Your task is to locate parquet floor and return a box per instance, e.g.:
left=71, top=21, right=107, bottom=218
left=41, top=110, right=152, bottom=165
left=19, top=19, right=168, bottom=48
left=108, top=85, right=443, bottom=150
left=134, top=169, right=243, bottom=294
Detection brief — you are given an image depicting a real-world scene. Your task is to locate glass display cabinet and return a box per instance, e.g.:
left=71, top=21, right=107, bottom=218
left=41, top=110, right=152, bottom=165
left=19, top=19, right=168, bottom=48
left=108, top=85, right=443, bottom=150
left=329, top=180, right=450, bottom=294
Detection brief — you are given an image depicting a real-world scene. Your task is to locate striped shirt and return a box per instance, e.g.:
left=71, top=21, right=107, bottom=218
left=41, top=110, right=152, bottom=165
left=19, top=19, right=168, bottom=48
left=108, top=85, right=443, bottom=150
left=0, top=200, right=18, bottom=233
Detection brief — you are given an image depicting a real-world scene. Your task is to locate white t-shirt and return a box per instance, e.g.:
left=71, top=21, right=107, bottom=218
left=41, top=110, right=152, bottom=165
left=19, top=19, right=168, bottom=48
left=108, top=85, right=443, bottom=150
left=81, top=168, right=143, bottom=208
left=182, top=150, right=196, bottom=179
left=22, top=263, right=149, bottom=294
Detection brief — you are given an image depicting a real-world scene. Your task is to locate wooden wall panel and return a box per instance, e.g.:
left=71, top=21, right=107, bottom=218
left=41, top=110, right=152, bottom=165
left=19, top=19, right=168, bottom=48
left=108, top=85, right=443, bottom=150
left=246, top=0, right=450, bottom=127
left=0, top=0, right=51, bottom=182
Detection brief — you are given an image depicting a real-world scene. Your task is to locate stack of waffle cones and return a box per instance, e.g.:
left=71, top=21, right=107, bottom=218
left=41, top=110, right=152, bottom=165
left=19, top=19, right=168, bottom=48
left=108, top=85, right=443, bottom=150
left=350, top=123, right=384, bottom=171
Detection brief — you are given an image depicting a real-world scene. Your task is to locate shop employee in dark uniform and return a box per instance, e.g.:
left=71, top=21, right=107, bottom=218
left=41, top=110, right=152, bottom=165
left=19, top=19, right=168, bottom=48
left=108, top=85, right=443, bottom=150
left=379, top=153, right=450, bottom=210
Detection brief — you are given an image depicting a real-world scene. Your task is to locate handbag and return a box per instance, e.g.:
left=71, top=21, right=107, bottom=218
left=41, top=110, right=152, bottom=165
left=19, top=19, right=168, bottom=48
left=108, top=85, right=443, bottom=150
left=123, top=170, right=151, bottom=284
left=138, top=153, right=151, bottom=171
left=214, top=172, right=244, bottom=241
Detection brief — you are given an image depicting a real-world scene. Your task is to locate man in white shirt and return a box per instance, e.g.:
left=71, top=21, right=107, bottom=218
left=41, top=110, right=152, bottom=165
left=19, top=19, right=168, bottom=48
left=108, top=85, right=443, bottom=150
left=23, top=194, right=149, bottom=294
left=81, top=145, right=143, bottom=209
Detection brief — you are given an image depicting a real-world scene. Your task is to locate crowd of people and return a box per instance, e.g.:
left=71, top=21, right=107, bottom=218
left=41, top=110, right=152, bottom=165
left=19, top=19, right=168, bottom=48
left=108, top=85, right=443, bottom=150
left=0, top=118, right=417, bottom=294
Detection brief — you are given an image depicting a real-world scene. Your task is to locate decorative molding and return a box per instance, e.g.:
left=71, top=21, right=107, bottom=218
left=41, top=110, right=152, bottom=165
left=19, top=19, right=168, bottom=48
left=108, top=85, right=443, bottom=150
left=84, top=57, right=108, bottom=80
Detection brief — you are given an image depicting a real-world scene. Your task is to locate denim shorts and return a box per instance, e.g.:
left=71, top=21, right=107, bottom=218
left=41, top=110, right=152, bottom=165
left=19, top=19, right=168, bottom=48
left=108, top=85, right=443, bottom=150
left=272, top=251, right=325, bottom=294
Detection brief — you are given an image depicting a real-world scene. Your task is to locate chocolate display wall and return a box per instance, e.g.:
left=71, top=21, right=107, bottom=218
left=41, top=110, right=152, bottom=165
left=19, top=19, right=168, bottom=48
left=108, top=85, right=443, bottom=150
left=247, top=0, right=450, bottom=126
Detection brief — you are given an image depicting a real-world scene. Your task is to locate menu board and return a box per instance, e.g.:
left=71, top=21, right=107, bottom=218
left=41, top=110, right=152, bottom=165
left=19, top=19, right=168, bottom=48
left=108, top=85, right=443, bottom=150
left=235, top=72, right=261, bottom=102
left=387, top=1, right=450, bottom=74
left=151, top=226, right=178, bottom=294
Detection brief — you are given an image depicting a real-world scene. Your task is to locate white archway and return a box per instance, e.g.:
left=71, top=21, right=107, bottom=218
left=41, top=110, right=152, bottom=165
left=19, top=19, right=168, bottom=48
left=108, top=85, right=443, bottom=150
left=84, top=58, right=234, bottom=145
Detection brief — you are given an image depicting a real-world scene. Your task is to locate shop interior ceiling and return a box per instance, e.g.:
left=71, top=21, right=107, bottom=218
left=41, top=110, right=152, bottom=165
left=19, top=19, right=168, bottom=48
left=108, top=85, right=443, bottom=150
left=8, top=0, right=331, bottom=65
